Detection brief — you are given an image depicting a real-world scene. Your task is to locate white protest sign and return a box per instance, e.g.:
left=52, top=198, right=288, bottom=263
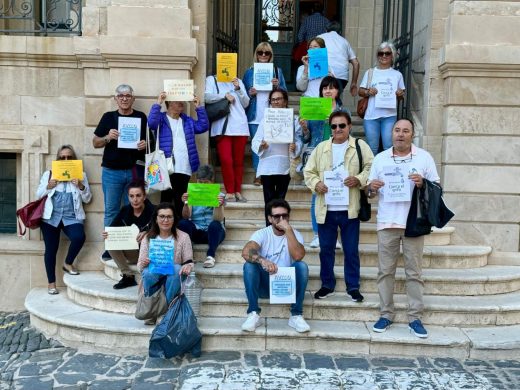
left=164, top=79, right=194, bottom=101
left=104, top=224, right=140, bottom=250
left=263, top=108, right=294, bottom=144
left=324, top=170, right=349, bottom=206
left=374, top=78, right=397, bottom=109
left=118, top=117, right=141, bottom=149
left=381, top=165, right=412, bottom=202
left=269, top=267, right=296, bottom=304
left=253, top=63, right=274, bottom=91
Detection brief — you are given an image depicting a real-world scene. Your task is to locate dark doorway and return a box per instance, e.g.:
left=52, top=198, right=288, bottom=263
left=0, top=153, right=17, bottom=234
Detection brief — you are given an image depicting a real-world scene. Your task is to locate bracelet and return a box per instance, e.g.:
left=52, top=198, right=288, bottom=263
left=181, top=260, right=194, bottom=266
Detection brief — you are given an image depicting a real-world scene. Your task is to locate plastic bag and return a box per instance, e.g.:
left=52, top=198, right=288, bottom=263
left=148, top=293, right=202, bottom=359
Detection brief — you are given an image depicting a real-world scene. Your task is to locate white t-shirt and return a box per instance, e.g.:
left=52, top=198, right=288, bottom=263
left=318, top=31, right=357, bottom=80
left=250, top=226, right=304, bottom=267
left=368, top=145, right=440, bottom=230
left=328, top=139, right=349, bottom=211
left=250, top=91, right=269, bottom=125
left=296, top=65, right=323, bottom=97
left=251, top=118, right=291, bottom=176
left=360, top=67, right=405, bottom=120
left=167, top=116, right=191, bottom=176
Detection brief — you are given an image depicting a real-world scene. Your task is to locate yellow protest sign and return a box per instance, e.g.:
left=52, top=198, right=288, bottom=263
left=51, top=160, right=84, bottom=181
left=216, top=53, right=238, bottom=82
left=164, top=79, right=194, bottom=101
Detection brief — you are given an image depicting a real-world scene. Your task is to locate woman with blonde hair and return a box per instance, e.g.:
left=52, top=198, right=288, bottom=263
left=243, top=42, right=287, bottom=186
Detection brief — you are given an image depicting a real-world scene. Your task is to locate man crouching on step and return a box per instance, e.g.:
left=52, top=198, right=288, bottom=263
left=241, top=199, right=311, bottom=333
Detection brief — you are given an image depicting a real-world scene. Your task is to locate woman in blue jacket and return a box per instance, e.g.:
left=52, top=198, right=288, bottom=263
left=148, top=92, right=209, bottom=218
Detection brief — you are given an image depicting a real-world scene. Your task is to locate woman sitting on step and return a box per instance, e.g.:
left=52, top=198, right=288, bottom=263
left=137, top=202, right=194, bottom=325
left=36, top=144, right=92, bottom=295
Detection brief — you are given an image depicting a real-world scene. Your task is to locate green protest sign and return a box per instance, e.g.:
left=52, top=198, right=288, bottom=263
left=187, top=183, right=221, bottom=207
left=299, top=97, right=333, bottom=120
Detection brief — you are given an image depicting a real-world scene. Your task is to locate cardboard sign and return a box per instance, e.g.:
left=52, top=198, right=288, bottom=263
left=104, top=225, right=140, bottom=251
left=149, top=238, right=175, bottom=275
left=263, top=108, right=294, bottom=144
left=216, top=52, right=238, bottom=82
left=118, top=117, right=141, bottom=149
left=51, top=160, right=83, bottom=181
left=299, top=97, right=333, bottom=120
left=164, top=79, right=194, bottom=101
left=187, top=183, right=221, bottom=207
left=269, top=267, right=296, bottom=304
left=253, top=62, right=274, bottom=91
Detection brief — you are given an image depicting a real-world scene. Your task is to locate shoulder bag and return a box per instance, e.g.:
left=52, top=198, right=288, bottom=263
left=135, top=282, right=168, bottom=320
left=357, top=68, right=374, bottom=119
left=16, top=170, right=52, bottom=236
left=205, top=76, right=231, bottom=128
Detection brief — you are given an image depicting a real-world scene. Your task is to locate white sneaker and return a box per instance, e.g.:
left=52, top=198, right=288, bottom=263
left=203, top=256, right=216, bottom=268
left=288, top=315, right=310, bottom=333
left=336, top=240, right=341, bottom=249
left=309, top=235, right=319, bottom=248
left=241, top=311, right=262, bottom=332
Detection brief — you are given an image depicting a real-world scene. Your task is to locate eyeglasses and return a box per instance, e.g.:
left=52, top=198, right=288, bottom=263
left=59, top=156, right=73, bottom=160
left=269, top=97, right=285, bottom=103
left=257, top=50, right=272, bottom=57
left=377, top=51, right=392, bottom=57
left=116, top=94, right=133, bottom=100
left=392, top=155, right=413, bottom=164
left=330, top=123, right=348, bottom=130
left=271, top=213, right=289, bottom=220
left=157, top=215, right=174, bottom=221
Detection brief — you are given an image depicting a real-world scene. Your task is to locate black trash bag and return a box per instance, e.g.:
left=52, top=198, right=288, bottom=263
left=149, top=293, right=202, bottom=359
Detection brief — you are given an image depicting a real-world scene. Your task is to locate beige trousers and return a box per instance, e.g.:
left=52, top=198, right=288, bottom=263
left=377, top=228, right=425, bottom=322
left=108, top=249, right=139, bottom=275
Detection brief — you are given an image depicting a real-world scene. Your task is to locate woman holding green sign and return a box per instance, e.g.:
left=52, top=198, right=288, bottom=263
left=137, top=203, right=194, bottom=325
left=300, top=76, right=346, bottom=248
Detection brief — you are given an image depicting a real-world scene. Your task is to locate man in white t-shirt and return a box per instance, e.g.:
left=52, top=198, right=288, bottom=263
left=241, top=199, right=310, bottom=333
left=367, top=118, right=440, bottom=338
left=318, top=21, right=359, bottom=96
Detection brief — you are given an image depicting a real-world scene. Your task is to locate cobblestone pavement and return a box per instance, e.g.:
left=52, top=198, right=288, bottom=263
left=1, top=312, right=519, bottom=389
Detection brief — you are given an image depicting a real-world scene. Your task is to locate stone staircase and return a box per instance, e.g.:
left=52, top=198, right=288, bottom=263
left=24, top=181, right=520, bottom=359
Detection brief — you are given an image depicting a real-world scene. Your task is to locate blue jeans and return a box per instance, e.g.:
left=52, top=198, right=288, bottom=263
left=142, top=263, right=182, bottom=304
left=363, top=116, right=396, bottom=155
left=311, top=193, right=318, bottom=234
left=248, top=123, right=259, bottom=174
left=177, top=219, right=226, bottom=257
left=317, top=211, right=361, bottom=292
left=243, top=261, right=309, bottom=316
left=101, top=167, right=133, bottom=227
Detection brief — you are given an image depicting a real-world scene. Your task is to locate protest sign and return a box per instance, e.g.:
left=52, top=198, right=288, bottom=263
left=149, top=239, right=175, bottom=275
left=104, top=224, right=140, bottom=251
left=51, top=160, right=83, bottom=181
left=269, top=267, right=296, bottom=304
left=263, top=108, right=294, bottom=144
left=164, top=79, right=194, bottom=101
left=118, top=117, right=141, bottom=149
left=187, top=183, right=221, bottom=207
left=299, top=97, right=332, bottom=120
left=253, top=62, right=274, bottom=91
left=308, top=47, right=328, bottom=79
left=216, top=53, right=238, bottom=82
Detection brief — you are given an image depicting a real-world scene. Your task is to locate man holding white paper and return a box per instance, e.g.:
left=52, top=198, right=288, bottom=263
left=304, top=111, right=373, bottom=302
left=241, top=199, right=310, bottom=333
left=367, top=119, right=439, bottom=338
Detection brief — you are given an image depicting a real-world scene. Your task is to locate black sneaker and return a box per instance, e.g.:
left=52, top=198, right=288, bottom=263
left=314, top=287, right=335, bottom=299
left=348, top=289, right=364, bottom=302
left=101, top=250, right=112, bottom=261
left=113, top=275, right=137, bottom=290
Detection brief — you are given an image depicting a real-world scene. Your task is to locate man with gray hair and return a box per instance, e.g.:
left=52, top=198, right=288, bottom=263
left=178, top=165, right=226, bottom=268
left=318, top=21, right=359, bottom=96
left=93, top=84, right=148, bottom=261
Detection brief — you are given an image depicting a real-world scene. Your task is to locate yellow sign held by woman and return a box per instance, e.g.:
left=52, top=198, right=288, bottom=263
left=51, top=160, right=83, bottom=181
left=216, top=53, right=238, bottom=82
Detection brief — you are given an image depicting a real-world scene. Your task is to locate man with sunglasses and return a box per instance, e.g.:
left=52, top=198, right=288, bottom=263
left=241, top=199, right=310, bottom=333
left=366, top=118, right=439, bottom=338
left=93, top=84, right=148, bottom=261
left=304, top=111, right=373, bottom=303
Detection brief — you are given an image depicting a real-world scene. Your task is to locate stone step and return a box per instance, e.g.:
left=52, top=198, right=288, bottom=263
left=238, top=184, right=313, bottom=202
left=28, top=287, right=520, bottom=359
left=223, top=219, right=454, bottom=245
left=194, top=263, right=520, bottom=296
left=62, top=273, right=520, bottom=327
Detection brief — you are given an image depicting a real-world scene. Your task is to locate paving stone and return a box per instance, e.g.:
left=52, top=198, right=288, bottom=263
left=224, top=368, right=260, bottom=383
left=433, top=357, right=465, bottom=370
left=189, top=351, right=241, bottom=362
left=87, top=379, right=132, bottom=390
left=260, top=352, right=302, bottom=369
left=133, top=369, right=179, bottom=383
left=340, top=369, right=376, bottom=386
left=144, top=357, right=181, bottom=369
left=131, top=383, right=174, bottom=390
left=179, top=384, right=218, bottom=390
left=59, top=353, right=120, bottom=375
left=106, top=361, right=144, bottom=378
left=18, top=359, right=63, bottom=376
left=11, top=376, right=54, bottom=390
left=259, top=369, right=299, bottom=389
left=494, top=360, right=520, bottom=368
left=302, top=353, right=334, bottom=370
left=125, top=355, right=146, bottom=362
left=54, top=385, right=88, bottom=390
left=29, top=348, right=67, bottom=363
left=335, top=356, right=370, bottom=370
left=393, top=369, right=436, bottom=390
left=244, top=353, right=259, bottom=367
left=219, top=384, right=257, bottom=390
left=54, top=372, right=96, bottom=385
left=296, top=369, right=341, bottom=386
left=463, top=359, right=492, bottom=368
left=179, top=364, right=225, bottom=385
left=372, top=357, right=417, bottom=368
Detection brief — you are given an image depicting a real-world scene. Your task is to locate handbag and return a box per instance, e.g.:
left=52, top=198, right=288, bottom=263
left=205, top=76, right=230, bottom=123
left=135, top=282, right=168, bottom=320
left=357, top=68, right=374, bottom=119
left=149, top=279, right=202, bottom=359
left=355, top=139, right=371, bottom=222
left=144, top=125, right=172, bottom=194
left=16, top=170, right=52, bottom=236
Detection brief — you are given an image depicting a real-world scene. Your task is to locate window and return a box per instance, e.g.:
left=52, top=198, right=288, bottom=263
left=0, top=153, right=17, bottom=234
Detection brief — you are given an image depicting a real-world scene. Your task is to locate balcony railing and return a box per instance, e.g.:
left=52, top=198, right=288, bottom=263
left=0, top=0, right=82, bottom=35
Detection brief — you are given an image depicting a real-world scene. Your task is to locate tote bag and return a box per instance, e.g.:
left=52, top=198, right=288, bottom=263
left=145, top=125, right=172, bottom=194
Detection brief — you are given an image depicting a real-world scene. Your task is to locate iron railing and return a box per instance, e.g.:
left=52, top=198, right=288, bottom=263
left=213, top=0, right=239, bottom=53
left=0, top=0, right=82, bottom=35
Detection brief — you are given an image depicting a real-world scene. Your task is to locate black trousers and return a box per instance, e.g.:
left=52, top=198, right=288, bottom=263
left=160, top=173, right=191, bottom=219
left=261, top=174, right=291, bottom=226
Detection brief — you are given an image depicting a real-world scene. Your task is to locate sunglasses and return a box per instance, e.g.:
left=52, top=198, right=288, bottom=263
left=257, top=50, right=272, bottom=57
left=330, top=123, right=348, bottom=130
left=377, top=51, right=392, bottom=57
left=59, top=156, right=73, bottom=160
left=271, top=213, right=289, bottom=220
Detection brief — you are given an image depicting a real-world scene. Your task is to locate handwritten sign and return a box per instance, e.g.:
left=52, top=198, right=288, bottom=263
left=324, top=170, right=349, bottom=206
left=216, top=53, right=238, bottom=82
left=164, top=79, right=194, bottom=101
left=263, top=108, right=294, bottom=144
left=299, top=97, right=333, bottom=120
left=269, top=267, right=296, bottom=304
left=118, top=117, right=141, bottom=149
left=104, top=225, right=139, bottom=251
left=149, top=239, right=175, bottom=275
left=374, top=79, right=397, bottom=109
left=381, top=165, right=412, bottom=202
left=308, top=47, right=328, bottom=79
left=187, top=183, right=221, bottom=207
left=253, top=62, right=274, bottom=91
left=51, top=160, right=83, bottom=181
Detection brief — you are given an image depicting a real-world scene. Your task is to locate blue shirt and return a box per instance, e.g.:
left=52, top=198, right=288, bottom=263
left=44, top=183, right=82, bottom=227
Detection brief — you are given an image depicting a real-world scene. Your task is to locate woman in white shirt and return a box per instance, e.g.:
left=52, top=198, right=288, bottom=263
left=296, top=37, right=327, bottom=97
left=252, top=88, right=302, bottom=225
left=359, top=41, right=405, bottom=156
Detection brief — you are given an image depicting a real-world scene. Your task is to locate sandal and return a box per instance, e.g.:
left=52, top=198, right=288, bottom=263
left=203, top=256, right=216, bottom=268
left=235, top=192, right=248, bottom=202
left=225, top=193, right=236, bottom=202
